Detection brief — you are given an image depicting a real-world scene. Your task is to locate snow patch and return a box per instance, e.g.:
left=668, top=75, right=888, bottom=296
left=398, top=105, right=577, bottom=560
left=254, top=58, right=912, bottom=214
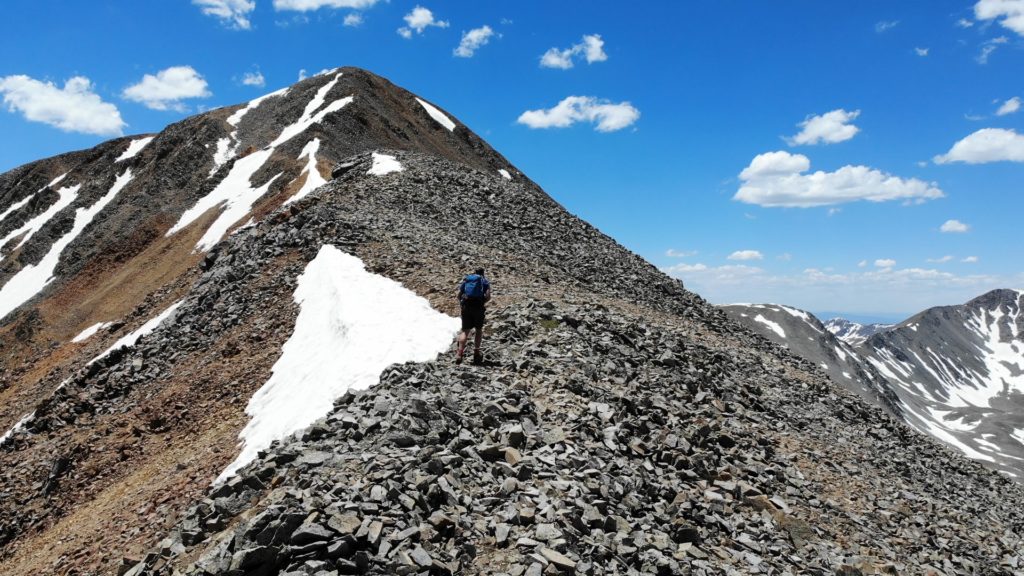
left=269, top=74, right=351, bottom=148
left=753, top=314, right=786, bottom=339
left=285, top=139, right=327, bottom=205
left=777, top=305, right=821, bottom=333
left=0, top=170, right=132, bottom=320
left=89, top=300, right=184, bottom=365
left=368, top=152, right=403, bottom=176
left=498, top=169, right=512, bottom=180
left=216, top=246, right=460, bottom=482
left=116, top=136, right=155, bottom=162
left=72, top=321, right=112, bottom=343
left=0, top=412, right=35, bottom=445
left=209, top=137, right=234, bottom=177
left=415, top=97, right=456, bottom=132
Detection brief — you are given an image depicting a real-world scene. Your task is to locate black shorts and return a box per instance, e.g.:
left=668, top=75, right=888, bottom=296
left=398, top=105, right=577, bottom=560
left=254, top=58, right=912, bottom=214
left=461, top=301, right=485, bottom=331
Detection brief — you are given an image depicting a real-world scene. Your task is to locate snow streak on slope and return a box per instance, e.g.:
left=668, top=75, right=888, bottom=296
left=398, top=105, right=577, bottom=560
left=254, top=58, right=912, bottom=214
left=88, top=300, right=184, bottom=365
left=116, top=137, right=155, bottom=162
left=216, top=245, right=460, bottom=482
left=416, top=97, right=456, bottom=132
left=0, top=178, right=78, bottom=253
left=0, top=412, right=35, bottom=446
left=210, top=86, right=291, bottom=177
left=173, top=75, right=353, bottom=251
left=368, top=152, right=403, bottom=175
left=0, top=170, right=133, bottom=319
left=72, top=321, right=112, bottom=343
left=754, top=314, right=786, bottom=338
left=168, top=149, right=281, bottom=252
left=285, top=139, right=327, bottom=205
left=0, top=173, right=64, bottom=224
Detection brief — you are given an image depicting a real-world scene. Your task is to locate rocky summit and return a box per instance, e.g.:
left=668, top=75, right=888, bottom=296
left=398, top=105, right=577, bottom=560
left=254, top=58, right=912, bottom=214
left=1, top=68, right=1023, bottom=576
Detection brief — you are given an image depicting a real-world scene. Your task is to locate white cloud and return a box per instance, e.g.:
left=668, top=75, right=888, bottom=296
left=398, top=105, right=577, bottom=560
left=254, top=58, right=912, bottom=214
left=0, top=75, right=125, bottom=136
left=934, top=128, right=1024, bottom=163
left=875, top=259, right=896, bottom=268
left=298, top=69, right=308, bottom=81
left=735, top=150, right=944, bottom=208
left=875, top=20, right=900, bottom=32
left=963, top=255, right=980, bottom=263
left=927, top=255, right=955, bottom=263
left=665, top=249, right=697, bottom=258
left=957, top=17, right=975, bottom=28
left=241, top=70, right=265, bottom=87
left=940, top=219, right=970, bottom=233
left=193, top=0, right=255, bottom=29
left=667, top=262, right=1019, bottom=316
left=273, top=0, right=380, bottom=11
left=540, top=34, right=608, bottom=69
left=858, top=260, right=868, bottom=268
left=786, top=109, right=861, bottom=146
left=728, top=250, right=764, bottom=261
left=343, top=12, right=363, bottom=26
left=777, top=253, right=793, bottom=261
left=915, top=47, right=930, bottom=56
left=397, top=5, right=448, bottom=38
left=123, top=66, right=211, bottom=111
left=977, top=36, right=1008, bottom=63
left=975, top=0, right=1024, bottom=36
left=454, top=25, right=495, bottom=58
left=517, top=96, right=640, bottom=132
left=996, top=96, right=1021, bottom=115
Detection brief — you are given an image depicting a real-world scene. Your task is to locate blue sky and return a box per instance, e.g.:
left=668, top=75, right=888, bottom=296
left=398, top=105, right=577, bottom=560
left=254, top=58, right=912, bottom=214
left=1, top=1, right=1023, bottom=320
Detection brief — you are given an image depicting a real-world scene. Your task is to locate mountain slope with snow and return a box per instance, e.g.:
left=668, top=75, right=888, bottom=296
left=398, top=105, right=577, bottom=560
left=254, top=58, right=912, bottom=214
left=824, top=317, right=893, bottom=345
left=722, top=290, right=1024, bottom=480
left=1, top=68, right=1022, bottom=574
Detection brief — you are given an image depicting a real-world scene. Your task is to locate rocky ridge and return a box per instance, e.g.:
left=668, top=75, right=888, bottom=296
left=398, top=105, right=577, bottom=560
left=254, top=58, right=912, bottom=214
left=0, top=69, right=1022, bottom=575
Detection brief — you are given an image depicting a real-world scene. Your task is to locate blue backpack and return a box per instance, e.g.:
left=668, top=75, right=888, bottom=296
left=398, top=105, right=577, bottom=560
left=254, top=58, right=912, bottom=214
left=462, top=274, right=486, bottom=301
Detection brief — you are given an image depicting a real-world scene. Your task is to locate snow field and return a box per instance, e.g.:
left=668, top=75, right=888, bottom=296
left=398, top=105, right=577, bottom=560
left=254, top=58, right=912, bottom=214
left=216, top=246, right=460, bottom=482
left=72, top=321, right=113, bottom=343
left=88, top=300, right=184, bottom=366
left=1, top=178, right=78, bottom=253
left=753, top=314, right=786, bottom=339
left=284, top=139, right=327, bottom=205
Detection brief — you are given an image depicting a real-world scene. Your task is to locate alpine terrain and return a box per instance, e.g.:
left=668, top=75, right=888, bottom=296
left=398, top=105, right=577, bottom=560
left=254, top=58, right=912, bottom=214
left=1, top=68, right=1023, bottom=575
left=723, top=289, right=1024, bottom=481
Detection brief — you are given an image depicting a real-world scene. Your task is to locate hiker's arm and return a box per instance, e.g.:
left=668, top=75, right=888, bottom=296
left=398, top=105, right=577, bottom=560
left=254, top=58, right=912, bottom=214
left=484, top=286, right=492, bottom=302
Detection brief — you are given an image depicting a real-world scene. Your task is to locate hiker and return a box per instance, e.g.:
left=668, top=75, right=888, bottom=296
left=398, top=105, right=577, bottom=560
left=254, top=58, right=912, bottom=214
left=456, top=267, right=491, bottom=365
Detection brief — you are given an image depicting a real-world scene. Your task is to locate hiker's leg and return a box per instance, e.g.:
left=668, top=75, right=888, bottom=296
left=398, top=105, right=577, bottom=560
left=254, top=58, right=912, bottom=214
left=457, top=329, right=469, bottom=357
left=474, top=327, right=483, bottom=352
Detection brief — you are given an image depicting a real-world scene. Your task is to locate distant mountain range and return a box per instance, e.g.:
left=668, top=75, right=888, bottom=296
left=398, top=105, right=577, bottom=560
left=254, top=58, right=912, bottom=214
left=722, top=288, right=1024, bottom=480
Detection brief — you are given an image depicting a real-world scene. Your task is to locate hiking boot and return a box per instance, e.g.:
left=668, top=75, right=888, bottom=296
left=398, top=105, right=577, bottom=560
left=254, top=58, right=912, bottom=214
left=472, top=351, right=483, bottom=365
left=455, top=354, right=464, bottom=365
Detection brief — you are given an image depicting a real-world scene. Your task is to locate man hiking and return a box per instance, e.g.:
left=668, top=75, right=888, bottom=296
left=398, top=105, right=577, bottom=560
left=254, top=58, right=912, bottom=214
left=456, top=267, right=491, bottom=365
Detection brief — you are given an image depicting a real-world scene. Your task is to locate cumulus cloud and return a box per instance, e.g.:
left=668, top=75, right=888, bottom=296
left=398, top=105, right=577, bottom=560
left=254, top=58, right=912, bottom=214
left=193, top=0, right=255, bottom=29
left=0, top=75, right=125, bottom=136
left=241, top=70, right=265, bottom=87
left=454, top=25, right=495, bottom=57
left=397, top=5, right=448, bottom=38
left=273, top=0, right=380, bottom=10
left=343, top=12, right=363, bottom=26
left=728, top=250, right=764, bottom=261
left=957, top=17, right=975, bottom=28
left=665, top=249, right=697, bottom=258
left=915, top=47, right=930, bottom=56
left=875, top=259, right=896, bottom=268
left=941, top=219, right=970, bottom=233
left=517, top=96, right=640, bottom=132
left=540, top=34, right=608, bottom=69
left=963, top=255, right=980, bottom=263
left=735, top=150, right=944, bottom=208
left=298, top=69, right=308, bottom=81
left=123, top=66, right=211, bottom=111
left=875, top=20, right=900, bottom=32
left=786, top=109, right=861, bottom=146
left=928, top=255, right=955, bottom=263
left=975, top=0, right=1024, bottom=36
left=996, top=96, right=1021, bottom=115
left=934, top=128, right=1024, bottom=163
